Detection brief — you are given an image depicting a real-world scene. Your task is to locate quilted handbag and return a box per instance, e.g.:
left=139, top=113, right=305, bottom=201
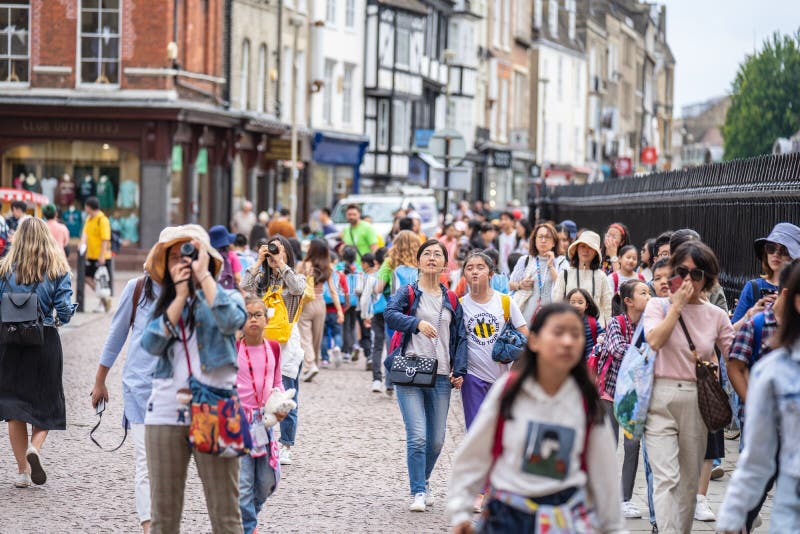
left=0, top=280, right=43, bottom=347
left=387, top=352, right=438, bottom=387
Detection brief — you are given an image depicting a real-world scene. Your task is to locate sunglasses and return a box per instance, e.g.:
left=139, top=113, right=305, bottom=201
left=765, top=242, right=790, bottom=257
left=675, top=266, right=706, bottom=282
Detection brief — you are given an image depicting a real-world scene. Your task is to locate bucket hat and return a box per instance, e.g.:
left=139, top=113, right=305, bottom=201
left=754, top=222, right=800, bottom=260
left=208, top=225, right=236, bottom=249
left=567, top=230, right=602, bottom=260
left=559, top=220, right=578, bottom=240
left=144, top=224, right=224, bottom=285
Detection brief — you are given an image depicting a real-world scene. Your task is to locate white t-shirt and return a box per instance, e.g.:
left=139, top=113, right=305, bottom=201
left=145, top=330, right=238, bottom=426
left=498, top=232, right=517, bottom=275
left=461, top=292, right=527, bottom=383
left=607, top=272, right=641, bottom=294
left=405, top=291, right=452, bottom=376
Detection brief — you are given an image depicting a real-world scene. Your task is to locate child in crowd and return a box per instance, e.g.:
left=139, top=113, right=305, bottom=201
left=649, top=258, right=671, bottom=297
left=233, top=233, right=257, bottom=272
left=608, top=245, right=645, bottom=294
left=567, top=288, right=605, bottom=360
left=237, top=297, right=285, bottom=534
left=447, top=303, right=624, bottom=533
left=336, top=246, right=364, bottom=362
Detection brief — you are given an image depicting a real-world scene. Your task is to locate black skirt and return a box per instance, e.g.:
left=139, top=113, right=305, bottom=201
left=0, top=326, right=66, bottom=430
left=705, top=429, right=725, bottom=460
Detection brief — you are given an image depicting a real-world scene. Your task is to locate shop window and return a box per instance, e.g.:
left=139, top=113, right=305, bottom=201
left=79, top=0, right=120, bottom=85
left=2, top=140, right=141, bottom=244
left=0, top=1, right=29, bottom=83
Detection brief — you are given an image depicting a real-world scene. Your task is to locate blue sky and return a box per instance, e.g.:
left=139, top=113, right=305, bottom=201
left=666, top=0, right=800, bottom=116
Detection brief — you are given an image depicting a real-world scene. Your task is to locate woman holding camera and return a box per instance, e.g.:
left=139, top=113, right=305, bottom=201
left=0, top=218, right=76, bottom=488
left=241, top=236, right=306, bottom=465
left=141, top=224, right=247, bottom=534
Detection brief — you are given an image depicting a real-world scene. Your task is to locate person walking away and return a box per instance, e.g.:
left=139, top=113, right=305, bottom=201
left=42, top=204, right=70, bottom=259
left=80, top=196, right=113, bottom=312
left=446, top=303, right=625, bottom=533
left=237, top=297, right=285, bottom=534
left=716, top=261, right=800, bottom=534
left=509, top=223, right=566, bottom=320
left=267, top=208, right=297, bottom=238
left=297, top=239, right=342, bottom=381
left=240, top=236, right=306, bottom=466
left=496, top=212, right=517, bottom=275
left=359, top=252, right=378, bottom=377
left=318, top=207, right=338, bottom=238
left=385, top=239, right=467, bottom=512
left=321, top=259, right=348, bottom=367
left=6, top=200, right=29, bottom=237
left=642, top=241, right=734, bottom=533
left=553, top=231, right=613, bottom=326
left=342, top=204, right=379, bottom=260
left=90, top=272, right=160, bottom=533
left=0, top=218, right=76, bottom=489
left=336, top=246, right=365, bottom=362
left=596, top=280, right=651, bottom=520
left=140, top=224, right=247, bottom=534
left=231, top=200, right=257, bottom=238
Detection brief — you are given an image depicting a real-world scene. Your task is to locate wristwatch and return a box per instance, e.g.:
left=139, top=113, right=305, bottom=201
left=610, top=256, right=619, bottom=263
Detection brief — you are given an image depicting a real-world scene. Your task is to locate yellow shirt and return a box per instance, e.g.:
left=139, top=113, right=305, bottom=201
left=84, top=211, right=111, bottom=260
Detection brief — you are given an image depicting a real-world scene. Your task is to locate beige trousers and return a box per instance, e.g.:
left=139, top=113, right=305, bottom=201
left=644, top=378, right=707, bottom=534
left=299, top=296, right=326, bottom=371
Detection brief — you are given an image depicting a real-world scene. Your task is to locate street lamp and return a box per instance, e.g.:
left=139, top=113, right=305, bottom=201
left=288, top=14, right=304, bottom=229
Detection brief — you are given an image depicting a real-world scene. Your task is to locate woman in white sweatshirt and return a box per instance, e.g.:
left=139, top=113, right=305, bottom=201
left=447, top=303, right=625, bottom=533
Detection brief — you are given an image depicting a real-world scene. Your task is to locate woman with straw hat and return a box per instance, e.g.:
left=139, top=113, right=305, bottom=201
left=141, top=224, right=247, bottom=534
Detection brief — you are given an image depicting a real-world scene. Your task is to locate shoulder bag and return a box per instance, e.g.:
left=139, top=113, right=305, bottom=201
left=387, top=292, right=443, bottom=388
left=0, top=278, right=43, bottom=347
left=677, top=317, right=732, bottom=432
left=491, top=294, right=526, bottom=364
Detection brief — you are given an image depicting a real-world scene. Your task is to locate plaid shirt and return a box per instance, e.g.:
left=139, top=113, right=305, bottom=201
left=599, top=314, right=633, bottom=397
left=729, top=305, right=778, bottom=368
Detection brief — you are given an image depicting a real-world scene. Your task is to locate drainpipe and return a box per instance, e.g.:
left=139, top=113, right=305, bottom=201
left=276, top=0, right=283, bottom=118
left=223, top=0, right=233, bottom=108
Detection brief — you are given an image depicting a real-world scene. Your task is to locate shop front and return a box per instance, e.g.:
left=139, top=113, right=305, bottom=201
left=310, top=130, right=369, bottom=211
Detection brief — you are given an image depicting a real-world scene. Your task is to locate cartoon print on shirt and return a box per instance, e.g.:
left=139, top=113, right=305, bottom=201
left=522, top=421, right=575, bottom=480
left=465, top=312, right=501, bottom=346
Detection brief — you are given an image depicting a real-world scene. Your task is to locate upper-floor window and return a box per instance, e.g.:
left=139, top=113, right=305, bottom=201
left=239, top=39, right=250, bottom=109
left=0, top=1, right=29, bottom=83
left=396, top=27, right=410, bottom=68
left=342, top=63, right=354, bottom=124
left=80, top=0, right=120, bottom=85
left=326, top=0, right=336, bottom=25
left=256, top=44, right=267, bottom=112
left=548, top=0, right=557, bottom=37
left=323, top=59, right=335, bottom=124
left=345, top=0, right=355, bottom=29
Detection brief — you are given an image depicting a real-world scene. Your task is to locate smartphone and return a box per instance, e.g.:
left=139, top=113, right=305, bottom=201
left=669, top=275, right=684, bottom=294
left=760, top=288, right=778, bottom=299
left=95, top=399, right=106, bottom=415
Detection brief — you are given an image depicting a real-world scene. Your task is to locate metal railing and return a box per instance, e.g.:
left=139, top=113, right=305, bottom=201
left=540, top=153, right=800, bottom=304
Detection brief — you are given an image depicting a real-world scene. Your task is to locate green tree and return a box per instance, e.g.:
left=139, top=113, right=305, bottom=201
left=723, top=31, right=800, bottom=159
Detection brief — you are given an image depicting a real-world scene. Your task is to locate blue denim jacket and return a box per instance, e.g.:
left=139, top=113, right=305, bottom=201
left=384, top=282, right=468, bottom=377
left=716, top=341, right=800, bottom=531
left=141, top=285, right=246, bottom=378
left=0, top=272, right=76, bottom=326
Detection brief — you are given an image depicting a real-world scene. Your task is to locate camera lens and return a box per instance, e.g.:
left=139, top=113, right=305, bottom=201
left=268, top=242, right=279, bottom=255
left=180, top=242, right=198, bottom=260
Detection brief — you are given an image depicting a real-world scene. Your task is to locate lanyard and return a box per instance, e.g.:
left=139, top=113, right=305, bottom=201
left=244, top=341, right=270, bottom=406
left=535, top=257, right=544, bottom=308
left=179, top=318, right=193, bottom=376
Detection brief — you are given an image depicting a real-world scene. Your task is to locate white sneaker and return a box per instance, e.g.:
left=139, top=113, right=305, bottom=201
left=279, top=446, right=293, bottom=466
left=371, top=380, right=382, bottom=393
left=622, top=500, right=642, bottom=519
left=409, top=492, right=427, bottom=512
left=330, top=347, right=342, bottom=368
left=694, top=494, right=715, bottom=521
left=425, top=483, right=434, bottom=506
left=301, top=366, right=319, bottom=382
left=26, top=446, right=46, bottom=485
left=13, top=472, right=31, bottom=488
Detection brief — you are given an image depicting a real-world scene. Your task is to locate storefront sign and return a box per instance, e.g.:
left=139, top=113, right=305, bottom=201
left=490, top=150, right=512, bottom=168
left=530, top=164, right=541, bottom=178
left=614, top=157, right=632, bottom=177
left=641, top=146, right=657, bottom=165
left=265, top=139, right=300, bottom=161
left=195, top=148, right=208, bottom=175
left=171, top=145, right=183, bottom=172
left=413, top=129, right=434, bottom=148
left=21, top=119, right=121, bottom=136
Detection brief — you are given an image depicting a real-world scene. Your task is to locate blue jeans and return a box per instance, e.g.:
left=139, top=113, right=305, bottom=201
left=321, top=311, right=342, bottom=362
left=239, top=454, right=276, bottom=534
left=395, top=374, right=452, bottom=494
left=642, top=440, right=656, bottom=525
left=279, top=367, right=300, bottom=446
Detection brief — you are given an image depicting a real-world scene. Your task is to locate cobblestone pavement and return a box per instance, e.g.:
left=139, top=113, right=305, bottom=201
left=0, top=273, right=772, bottom=532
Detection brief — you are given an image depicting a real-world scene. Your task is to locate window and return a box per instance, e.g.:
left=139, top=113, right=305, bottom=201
left=326, top=0, right=336, bottom=25
left=323, top=59, right=335, bottom=124
left=492, top=0, right=500, bottom=48
left=501, top=0, right=510, bottom=48
left=345, top=0, right=355, bottom=28
left=342, top=63, right=354, bottom=124
left=556, top=123, right=562, bottom=162
left=239, top=39, right=250, bottom=109
left=377, top=100, right=389, bottom=150
left=514, top=0, right=528, bottom=38
left=256, top=44, right=267, bottom=112
left=624, top=35, right=633, bottom=67
left=79, top=0, right=120, bottom=84
left=425, top=9, right=438, bottom=58
left=534, top=0, right=542, bottom=28
left=0, top=2, right=29, bottom=83
left=548, top=0, right=557, bottom=37
left=557, top=57, right=563, bottom=100
left=392, top=100, right=410, bottom=151
left=607, top=43, right=616, bottom=79
left=396, top=27, right=410, bottom=67
left=498, top=78, right=508, bottom=141
left=512, top=71, right=526, bottom=129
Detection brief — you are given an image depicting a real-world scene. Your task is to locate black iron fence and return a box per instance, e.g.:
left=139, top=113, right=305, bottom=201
left=540, top=153, right=800, bottom=305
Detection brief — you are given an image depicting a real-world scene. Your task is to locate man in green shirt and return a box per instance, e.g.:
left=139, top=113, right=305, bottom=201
left=342, top=204, right=378, bottom=259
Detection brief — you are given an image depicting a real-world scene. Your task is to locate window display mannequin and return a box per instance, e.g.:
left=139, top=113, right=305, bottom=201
left=120, top=212, right=139, bottom=243
left=117, top=179, right=139, bottom=208
left=62, top=204, right=84, bottom=239
left=22, top=173, right=42, bottom=194
left=40, top=176, right=59, bottom=204
left=13, top=174, right=23, bottom=190
left=96, top=175, right=115, bottom=210
left=77, top=175, right=96, bottom=206
left=57, top=174, right=76, bottom=207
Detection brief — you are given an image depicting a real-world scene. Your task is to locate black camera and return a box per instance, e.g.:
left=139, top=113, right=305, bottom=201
left=267, top=242, right=280, bottom=255
left=180, top=242, right=198, bottom=261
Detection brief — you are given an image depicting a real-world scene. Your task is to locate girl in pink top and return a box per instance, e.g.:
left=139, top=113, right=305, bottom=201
left=237, top=297, right=284, bottom=534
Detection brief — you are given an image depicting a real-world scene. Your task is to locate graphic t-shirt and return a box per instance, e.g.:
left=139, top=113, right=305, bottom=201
left=461, top=292, right=526, bottom=383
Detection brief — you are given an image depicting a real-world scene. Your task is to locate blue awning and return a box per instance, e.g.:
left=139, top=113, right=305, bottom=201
left=312, top=130, right=369, bottom=166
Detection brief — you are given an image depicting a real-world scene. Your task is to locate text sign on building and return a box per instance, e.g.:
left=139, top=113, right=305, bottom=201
left=490, top=150, right=512, bottom=168
left=641, top=146, right=657, bottom=165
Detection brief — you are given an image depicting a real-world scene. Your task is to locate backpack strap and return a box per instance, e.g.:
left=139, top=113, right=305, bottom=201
left=749, top=280, right=759, bottom=306
left=615, top=314, right=628, bottom=339
left=491, top=372, right=518, bottom=463
left=563, top=268, right=569, bottom=298
left=637, top=273, right=645, bottom=282
left=751, top=312, right=765, bottom=363
left=588, top=316, right=598, bottom=343
left=405, top=284, right=415, bottom=314
left=612, top=272, right=619, bottom=293
left=129, top=276, right=146, bottom=328
left=501, top=293, right=510, bottom=322
left=446, top=290, right=458, bottom=311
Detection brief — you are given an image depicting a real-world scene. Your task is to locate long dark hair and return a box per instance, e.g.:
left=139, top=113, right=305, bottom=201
left=775, top=260, right=800, bottom=349
left=499, top=303, right=603, bottom=425
left=305, top=238, right=333, bottom=283
left=566, top=288, right=599, bottom=319
left=152, top=244, right=212, bottom=333
left=612, top=279, right=647, bottom=317
left=256, top=235, right=296, bottom=295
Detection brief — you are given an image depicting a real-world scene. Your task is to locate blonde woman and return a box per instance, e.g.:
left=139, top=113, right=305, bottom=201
left=372, top=230, right=421, bottom=395
left=0, top=218, right=76, bottom=488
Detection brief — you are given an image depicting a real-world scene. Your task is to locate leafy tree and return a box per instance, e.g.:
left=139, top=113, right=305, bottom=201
left=723, top=31, right=800, bottom=159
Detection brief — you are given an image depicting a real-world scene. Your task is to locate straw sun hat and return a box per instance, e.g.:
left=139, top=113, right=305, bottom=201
left=144, top=224, right=224, bottom=285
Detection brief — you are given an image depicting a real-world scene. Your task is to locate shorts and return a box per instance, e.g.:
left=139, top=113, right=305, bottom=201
left=85, top=259, right=99, bottom=278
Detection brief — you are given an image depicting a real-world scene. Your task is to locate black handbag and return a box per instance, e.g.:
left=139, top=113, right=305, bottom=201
left=387, top=296, right=444, bottom=388
left=0, top=280, right=44, bottom=347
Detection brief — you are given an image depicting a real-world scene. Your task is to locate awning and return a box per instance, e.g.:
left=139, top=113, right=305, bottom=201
left=312, top=130, right=369, bottom=166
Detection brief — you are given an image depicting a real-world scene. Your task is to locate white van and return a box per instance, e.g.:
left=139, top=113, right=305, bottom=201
left=332, top=187, right=439, bottom=242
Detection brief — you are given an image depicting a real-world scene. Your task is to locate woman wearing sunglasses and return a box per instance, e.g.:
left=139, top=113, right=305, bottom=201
left=730, top=223, right=800, bottom=325
left=641, top=241, right=735, bottom=533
